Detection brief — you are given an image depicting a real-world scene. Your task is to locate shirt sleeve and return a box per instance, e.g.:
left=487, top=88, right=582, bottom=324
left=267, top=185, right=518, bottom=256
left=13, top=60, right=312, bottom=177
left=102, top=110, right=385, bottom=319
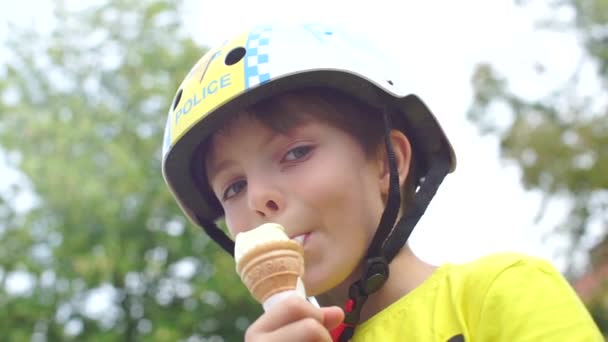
left=475, top=255, right=604, bottom=341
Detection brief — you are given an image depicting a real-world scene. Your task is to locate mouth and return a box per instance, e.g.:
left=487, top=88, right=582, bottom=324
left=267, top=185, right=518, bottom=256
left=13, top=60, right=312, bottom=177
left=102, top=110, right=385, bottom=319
left=291, top=232, right=311, bottom=246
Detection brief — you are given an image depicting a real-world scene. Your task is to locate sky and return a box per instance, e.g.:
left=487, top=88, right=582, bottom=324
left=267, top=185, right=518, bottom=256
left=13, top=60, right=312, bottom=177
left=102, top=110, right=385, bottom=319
left=0, top=0, right=592, bottom=274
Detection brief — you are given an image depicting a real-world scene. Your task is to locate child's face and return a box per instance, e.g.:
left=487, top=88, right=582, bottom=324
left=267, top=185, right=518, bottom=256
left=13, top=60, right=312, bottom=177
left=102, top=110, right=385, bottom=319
left=205, top=112, right=387, bottom=296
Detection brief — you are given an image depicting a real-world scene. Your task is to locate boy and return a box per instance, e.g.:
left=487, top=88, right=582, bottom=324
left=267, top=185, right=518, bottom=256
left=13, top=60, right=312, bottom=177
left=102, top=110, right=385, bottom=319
left=161, top=23, right=602, bottom=341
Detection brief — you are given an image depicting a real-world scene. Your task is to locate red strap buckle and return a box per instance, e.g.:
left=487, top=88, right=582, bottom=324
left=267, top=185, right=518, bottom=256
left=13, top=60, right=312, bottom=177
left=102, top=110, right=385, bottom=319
left=331, top=323, right=346, bottom=341
left=331, top=299, right=356, bottom=341
left=344, top=299, right=355, bottom=313
left=331, top=322, right=355, bottom=342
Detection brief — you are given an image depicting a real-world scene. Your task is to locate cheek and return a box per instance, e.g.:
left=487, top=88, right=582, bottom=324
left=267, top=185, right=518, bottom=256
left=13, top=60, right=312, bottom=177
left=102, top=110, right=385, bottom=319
left=310, top=162, right=377, bottom=215
left=223, top=205, right=248, bottom=238
left=225, top=217, right=237, bottom=238
left=299, top=174, right=349, bottom=215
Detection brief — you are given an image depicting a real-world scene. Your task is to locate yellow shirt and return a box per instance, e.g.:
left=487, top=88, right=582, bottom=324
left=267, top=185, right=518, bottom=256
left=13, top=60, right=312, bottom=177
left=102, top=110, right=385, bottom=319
left=353, top=253, right=603, bottom=341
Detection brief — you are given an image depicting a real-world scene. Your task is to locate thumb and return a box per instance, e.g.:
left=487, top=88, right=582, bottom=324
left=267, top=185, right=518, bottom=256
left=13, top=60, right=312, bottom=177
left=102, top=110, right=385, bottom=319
left=321, top=306, right=345, bottom=330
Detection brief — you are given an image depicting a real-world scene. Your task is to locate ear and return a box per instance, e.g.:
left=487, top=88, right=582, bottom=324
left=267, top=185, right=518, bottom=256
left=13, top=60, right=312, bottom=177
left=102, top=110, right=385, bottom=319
left=378, top=130, right=412, bottom=196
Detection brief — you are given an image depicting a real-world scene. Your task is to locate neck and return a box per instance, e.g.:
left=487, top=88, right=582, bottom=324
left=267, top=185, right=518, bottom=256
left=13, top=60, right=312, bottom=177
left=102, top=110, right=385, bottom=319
left=317, top=245, right=437, bottom=323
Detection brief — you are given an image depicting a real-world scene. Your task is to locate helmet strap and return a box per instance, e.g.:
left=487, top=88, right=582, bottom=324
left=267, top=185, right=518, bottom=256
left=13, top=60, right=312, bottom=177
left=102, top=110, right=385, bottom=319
left=197, top=215, right=235, bottom=257
left=383, top=155, right=450, bottom=261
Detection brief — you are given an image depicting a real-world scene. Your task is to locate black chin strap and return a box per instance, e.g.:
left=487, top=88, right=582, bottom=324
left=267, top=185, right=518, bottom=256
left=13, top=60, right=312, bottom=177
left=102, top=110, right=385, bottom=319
left=332, top=109, right=450, bottom=342
left=197, top=216, right=235, bottom=257
left=384, top=155, right=450, bottom=261
left=367, top=110, right=402, bottom=261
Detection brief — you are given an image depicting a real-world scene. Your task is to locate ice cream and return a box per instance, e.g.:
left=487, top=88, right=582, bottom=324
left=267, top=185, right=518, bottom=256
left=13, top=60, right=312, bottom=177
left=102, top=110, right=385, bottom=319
left=235, top=223, right=306, bottom=311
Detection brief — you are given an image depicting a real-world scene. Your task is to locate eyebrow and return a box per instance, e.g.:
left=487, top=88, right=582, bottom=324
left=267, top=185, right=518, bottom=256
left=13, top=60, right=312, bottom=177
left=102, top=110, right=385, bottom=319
left=204, top=122, right=296, bottom=184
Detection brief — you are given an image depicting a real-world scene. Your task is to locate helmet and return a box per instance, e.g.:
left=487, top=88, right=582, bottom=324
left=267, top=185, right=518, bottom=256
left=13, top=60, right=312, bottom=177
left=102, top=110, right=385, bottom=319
left=162, top=22, right=456, bottom=242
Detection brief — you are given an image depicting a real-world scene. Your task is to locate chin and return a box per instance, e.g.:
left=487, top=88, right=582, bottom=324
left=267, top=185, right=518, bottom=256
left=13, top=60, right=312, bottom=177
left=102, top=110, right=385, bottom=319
left=302, top=276, right=324, bottom=297
left=303, top=268, right=350, bottom=298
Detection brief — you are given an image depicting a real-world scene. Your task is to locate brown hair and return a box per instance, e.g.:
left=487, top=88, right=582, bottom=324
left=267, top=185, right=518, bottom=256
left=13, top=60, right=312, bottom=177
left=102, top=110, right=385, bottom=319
left=213, top=88, right=418, bottom=211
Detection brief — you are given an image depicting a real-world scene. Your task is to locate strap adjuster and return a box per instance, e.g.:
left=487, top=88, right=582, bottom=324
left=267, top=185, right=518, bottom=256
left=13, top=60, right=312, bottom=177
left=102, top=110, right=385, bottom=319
left=362, top=256, right=389, bottom=294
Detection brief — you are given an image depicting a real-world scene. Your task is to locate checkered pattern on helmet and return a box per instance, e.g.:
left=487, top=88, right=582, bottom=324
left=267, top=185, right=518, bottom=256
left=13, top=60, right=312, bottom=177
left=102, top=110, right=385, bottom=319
left=244, top=26, right=272, bottom=88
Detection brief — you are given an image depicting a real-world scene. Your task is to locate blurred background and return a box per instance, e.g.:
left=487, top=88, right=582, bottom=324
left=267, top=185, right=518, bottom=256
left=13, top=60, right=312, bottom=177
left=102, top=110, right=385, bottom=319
left=0, top=0, right=606, bottom=340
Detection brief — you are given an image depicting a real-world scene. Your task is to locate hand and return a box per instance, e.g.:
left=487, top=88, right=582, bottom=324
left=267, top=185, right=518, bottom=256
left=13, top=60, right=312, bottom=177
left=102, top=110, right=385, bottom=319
left=245, top=296, right=345, bottom=342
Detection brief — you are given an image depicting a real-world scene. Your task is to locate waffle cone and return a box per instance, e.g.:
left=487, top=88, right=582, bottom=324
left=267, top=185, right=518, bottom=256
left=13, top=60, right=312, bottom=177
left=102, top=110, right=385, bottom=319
left=236, top=240, right=304, bottom=303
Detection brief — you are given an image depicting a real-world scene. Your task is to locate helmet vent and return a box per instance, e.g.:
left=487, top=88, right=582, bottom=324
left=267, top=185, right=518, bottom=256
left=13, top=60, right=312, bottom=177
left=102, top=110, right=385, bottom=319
left=225, top=47, right=246, bottom=66
left=387, top=80, right=394, bottom=86
left=172, top=88, right=183, bottom=110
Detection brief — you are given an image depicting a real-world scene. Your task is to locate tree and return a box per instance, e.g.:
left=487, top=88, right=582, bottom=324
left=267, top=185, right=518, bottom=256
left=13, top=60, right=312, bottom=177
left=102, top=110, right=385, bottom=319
left=0, top=1, right=260, bottom=340
left=468, top=0, right=607, bottom=335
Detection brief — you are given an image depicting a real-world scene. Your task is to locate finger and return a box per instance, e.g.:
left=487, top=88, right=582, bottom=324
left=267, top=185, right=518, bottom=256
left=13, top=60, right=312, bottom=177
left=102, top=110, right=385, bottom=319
left=321, top=306, right=345, bottom=330
left=249, top=296, right=324, bottom=333
left=263, top=317, right=333, bottom=342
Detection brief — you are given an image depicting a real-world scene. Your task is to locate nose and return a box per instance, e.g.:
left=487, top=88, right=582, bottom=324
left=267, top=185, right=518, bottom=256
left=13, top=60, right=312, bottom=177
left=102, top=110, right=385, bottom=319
left=247, top=176, right=284, bottom=218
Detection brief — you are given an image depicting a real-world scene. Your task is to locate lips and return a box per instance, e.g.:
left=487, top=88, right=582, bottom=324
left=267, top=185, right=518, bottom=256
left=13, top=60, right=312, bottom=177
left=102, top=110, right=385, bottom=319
left=291, top=232, right=310, bottom=246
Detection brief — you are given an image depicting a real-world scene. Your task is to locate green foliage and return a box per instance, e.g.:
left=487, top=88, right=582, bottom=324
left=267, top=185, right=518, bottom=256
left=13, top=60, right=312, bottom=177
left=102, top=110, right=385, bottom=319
left=468, top=0, right=607, bottom=336
left=572, top=0, right=608, bottom=75
left=0, top=0, right=260, bottom=340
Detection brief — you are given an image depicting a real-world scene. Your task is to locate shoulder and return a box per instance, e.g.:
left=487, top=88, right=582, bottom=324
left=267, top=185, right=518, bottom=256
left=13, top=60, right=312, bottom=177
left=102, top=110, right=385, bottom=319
left=452, top=252, right=561, bottom=286
left=459, top=256, right=604, bottom=340
left=442, top=252, right=568, bottom=310
left=460, top=252, right=582, bottom=317
left=465, top=251, right=554, bottom=269
left=455, top=251, right=560, bottom=281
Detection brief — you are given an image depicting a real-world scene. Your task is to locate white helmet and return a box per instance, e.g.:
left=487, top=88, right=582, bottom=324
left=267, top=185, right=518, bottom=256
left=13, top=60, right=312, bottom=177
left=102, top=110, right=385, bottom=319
left=162, top=23, right=455, bottom=247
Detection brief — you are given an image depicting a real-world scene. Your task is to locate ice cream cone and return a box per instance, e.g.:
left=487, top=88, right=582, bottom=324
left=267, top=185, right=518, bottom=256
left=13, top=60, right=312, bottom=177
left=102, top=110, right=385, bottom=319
left=236, top=240, right=304, bottom=303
